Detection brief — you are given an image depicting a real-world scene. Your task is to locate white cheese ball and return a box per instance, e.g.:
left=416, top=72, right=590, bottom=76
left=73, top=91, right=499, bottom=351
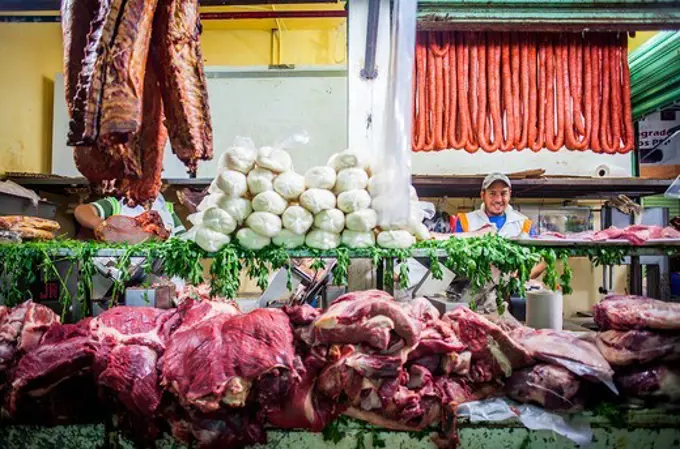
left=327, top=149, right=365, bottom=172
left=236, top=228, right=271, bottom=250
left=211, top=170, right=247, bottom=198
left=304, top=166, right=337, bottom=190
left=257, top=146, right=293, bottom=173
left=377, top=230, right=416, bottom=249
left=252, top=191, right=288, bottom=215
left=218, top=145, right=256, bottom=174
left=246, top=212, right=282, bottom=238
left=305, top=229, right=341, bottom=250
left=195, top=227, right=231, bottom=253
left=334, top=168, right=369, bottom=194
left=197, top=193, right=221, bottom=212
left=337, top=189, right=371, bottom=214
left=299, top=188, right=336, bottom=214
left=411, top=222, right=431, bottom=241
left=410, top=185, right=419, bottom=201
left=247, top=168, right=276, bottom=195
left=202, top=206, right=237, bottom=235
left=273, top=229, right=306, bottom=249
left=342, top=230, right=375, bottom=248
left=314, top=209, right=345, bottom=233
left=345, top=209, right=378, bottom=232
left=282, top=206, right=313, bottom=235
left=273, top=171, right=306, bottom=200
left=217, top=197, right=252, bottom=225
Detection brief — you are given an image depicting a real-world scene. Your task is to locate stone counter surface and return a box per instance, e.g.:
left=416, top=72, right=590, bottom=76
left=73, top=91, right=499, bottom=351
left=2, top=410, right=680, bottom=449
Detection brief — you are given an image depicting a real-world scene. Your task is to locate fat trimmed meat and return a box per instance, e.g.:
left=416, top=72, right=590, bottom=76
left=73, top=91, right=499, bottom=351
left=594, top=295, right=680, bottom=331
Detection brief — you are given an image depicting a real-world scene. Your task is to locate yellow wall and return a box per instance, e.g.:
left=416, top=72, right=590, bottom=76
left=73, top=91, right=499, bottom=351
left=0, top=4, right=346, bottom=175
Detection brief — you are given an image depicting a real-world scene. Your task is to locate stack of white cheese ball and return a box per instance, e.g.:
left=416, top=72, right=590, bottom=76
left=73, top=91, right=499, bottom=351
left=188, top=144, right=430, bottom=252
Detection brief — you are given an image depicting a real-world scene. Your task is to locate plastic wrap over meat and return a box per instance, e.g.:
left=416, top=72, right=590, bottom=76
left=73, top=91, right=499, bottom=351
left=615, top=365, right=680, bottom=403
left=505, top=364, right=585, bottom=412
left=594, top=295, right=680, bottom=331
left=597, top=330, right=680, bottom=366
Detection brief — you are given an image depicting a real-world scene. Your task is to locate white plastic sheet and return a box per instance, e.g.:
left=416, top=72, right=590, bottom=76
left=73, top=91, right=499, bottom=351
left=457, top=398, right=593, bottom=447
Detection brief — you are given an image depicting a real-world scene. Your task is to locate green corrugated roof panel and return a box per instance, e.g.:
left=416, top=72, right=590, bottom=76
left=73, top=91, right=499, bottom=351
left=417, top=1, right=680, bottom=31
left=630, top=31, right=680, bottom=119
left=643, top=195, right=680, bottom=218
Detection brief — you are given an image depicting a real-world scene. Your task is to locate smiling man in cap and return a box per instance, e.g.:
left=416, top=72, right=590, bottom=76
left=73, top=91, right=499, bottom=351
left=455, top=172, right=536, bottom=238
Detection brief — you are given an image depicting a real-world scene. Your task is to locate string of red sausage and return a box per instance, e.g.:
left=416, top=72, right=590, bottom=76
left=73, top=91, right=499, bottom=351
left=412, top=31, right=634, bottom=154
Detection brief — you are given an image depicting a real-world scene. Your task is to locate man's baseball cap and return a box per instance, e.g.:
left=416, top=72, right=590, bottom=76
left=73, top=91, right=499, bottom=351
left=482, top=172, right=512, bottom=190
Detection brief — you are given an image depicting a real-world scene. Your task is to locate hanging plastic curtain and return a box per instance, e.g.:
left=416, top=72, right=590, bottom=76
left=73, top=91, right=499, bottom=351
left=371, top=0, right=417, bottom=229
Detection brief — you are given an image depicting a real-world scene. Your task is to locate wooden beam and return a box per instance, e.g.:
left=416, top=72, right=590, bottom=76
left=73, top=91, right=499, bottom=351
left=0, top=0, right=336, bottom=12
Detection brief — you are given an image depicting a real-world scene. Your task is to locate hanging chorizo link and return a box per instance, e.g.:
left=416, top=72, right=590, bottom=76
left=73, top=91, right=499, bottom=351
left=590, top=34, right=602, bottom=152
left=424, top=33, right=437, bottom=151
left=620, top=33, right=635, bottom=154
left=516, top=33, right=530, bottom=150
left=477, top=33, right=494, bottom=152
left=430, top=31, right=449, bottom=150
left=544, top=36, right=558, bottom=151
left=580, top=38, right=593, bottom=151
left=485, top=33, right=503, bottom=152
left=529, top=34, right=544, bottom=151
left=500, top=32, right=515, bottom=151
left=599, top=37, right=616, bottom=154
left=569, top=34, right=586, bottom=137
left=610, top=35, right=623, bottom=154
left=449, top=32, right=469, bottom=149
left=458, top=33, right=478, bottom=153
left=511, top=32, right=522, bottom=146
left=467, top=32, right=480, bottom=152
left=412, top=32, right=427, bottom=152
left=564, top=36, right=588, bottom=151
left=553, top=36, right=566, bottom=151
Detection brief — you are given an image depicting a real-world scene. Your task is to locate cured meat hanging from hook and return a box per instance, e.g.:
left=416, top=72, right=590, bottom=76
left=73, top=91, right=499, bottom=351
left=424, top=33, right=437, bottom=151
left=412, top=32, right=427, bottom=152
left=151, top=0, right=213, bottom=174
left=431, top=32, right=450, bottom=150
left=500, top=32, right=515, bottom=152
left=620, top=34, right=635, bottom=154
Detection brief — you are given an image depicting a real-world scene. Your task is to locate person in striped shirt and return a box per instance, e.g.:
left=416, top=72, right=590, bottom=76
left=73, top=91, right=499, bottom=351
left=74, top=194, right=186, bottom=237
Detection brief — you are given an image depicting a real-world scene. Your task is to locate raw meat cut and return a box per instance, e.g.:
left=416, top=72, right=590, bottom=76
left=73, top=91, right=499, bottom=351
left=7, top=320, right=95, bottom=420
left=95, top=210, right=170, bottom=243
left=98, top=0, right=158, bottom=155
left=162, top=306, right=298, bottom=412
left=506, top=364, right=585, bottom=412
left=594, top=295, right=680, bottom=331
left=615, top=364, right=680, bottom=403
left=443, top=307, right=533, bottom=380
left=597, top=330, right=680, bottom=366
left=151, top=0, right=213, bottom=174
left=311, top=290, right=421, bottom=351
left=0, top=302, right=58, bottom=373
left=510, top=327, right=613, bottom=385
left=90, top=306, right=180, bottom=439
left=118, top=60, right=169, bottom=206
left=66, top=0, right=127, bottom=145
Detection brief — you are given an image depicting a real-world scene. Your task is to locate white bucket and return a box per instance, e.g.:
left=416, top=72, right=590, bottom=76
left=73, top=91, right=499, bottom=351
left=526, top=290, right=563, bottom=330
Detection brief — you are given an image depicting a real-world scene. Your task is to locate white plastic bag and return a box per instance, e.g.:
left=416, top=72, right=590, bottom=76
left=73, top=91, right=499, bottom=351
left=202, top=206, right=237, bottom=235
left=337, top=189, right=371, bottom=214
left=218, top=136, right=257, bottom=174
left=217, top=196, right=252, bottom=225
left=247, top=168, right=276, bottom=195
left=210, top=170, right=247, bottom=198
left=369, top=0, right=415, bottom=229
left=299, top=188, right=336, bottom=214
left=345, top=209, right=378, bottom=232
left=252, top=191, right=288, bottom=215
left=282, top=206, right=314, bottom=235
left=236, top=228, right=271, bottom=250
left=334, top=168, right=369, bottom=194
left=246, top=211, right=282, bottom=238
left=306, top=229, right=341, bottom=250
left=342, top=230, right=375, bottom=248
left=195, top=227, right=231, bottom=253
left=273, top=229, right=306, bottom=249
left=314, top=209, right=345, bottom=233
left=304, top=166, right=337, bottom=190
left=274, top=171, right=306, bottom=200
left=377, top=230, right=415, bottom=249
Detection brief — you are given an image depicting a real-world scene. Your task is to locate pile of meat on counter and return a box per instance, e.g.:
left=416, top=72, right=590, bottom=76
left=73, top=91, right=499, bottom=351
left=62, top=0, right=212, bottom=205
left=1, top=291, right=678, bottom=449
left=536, top=224, right=680, bottom=245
